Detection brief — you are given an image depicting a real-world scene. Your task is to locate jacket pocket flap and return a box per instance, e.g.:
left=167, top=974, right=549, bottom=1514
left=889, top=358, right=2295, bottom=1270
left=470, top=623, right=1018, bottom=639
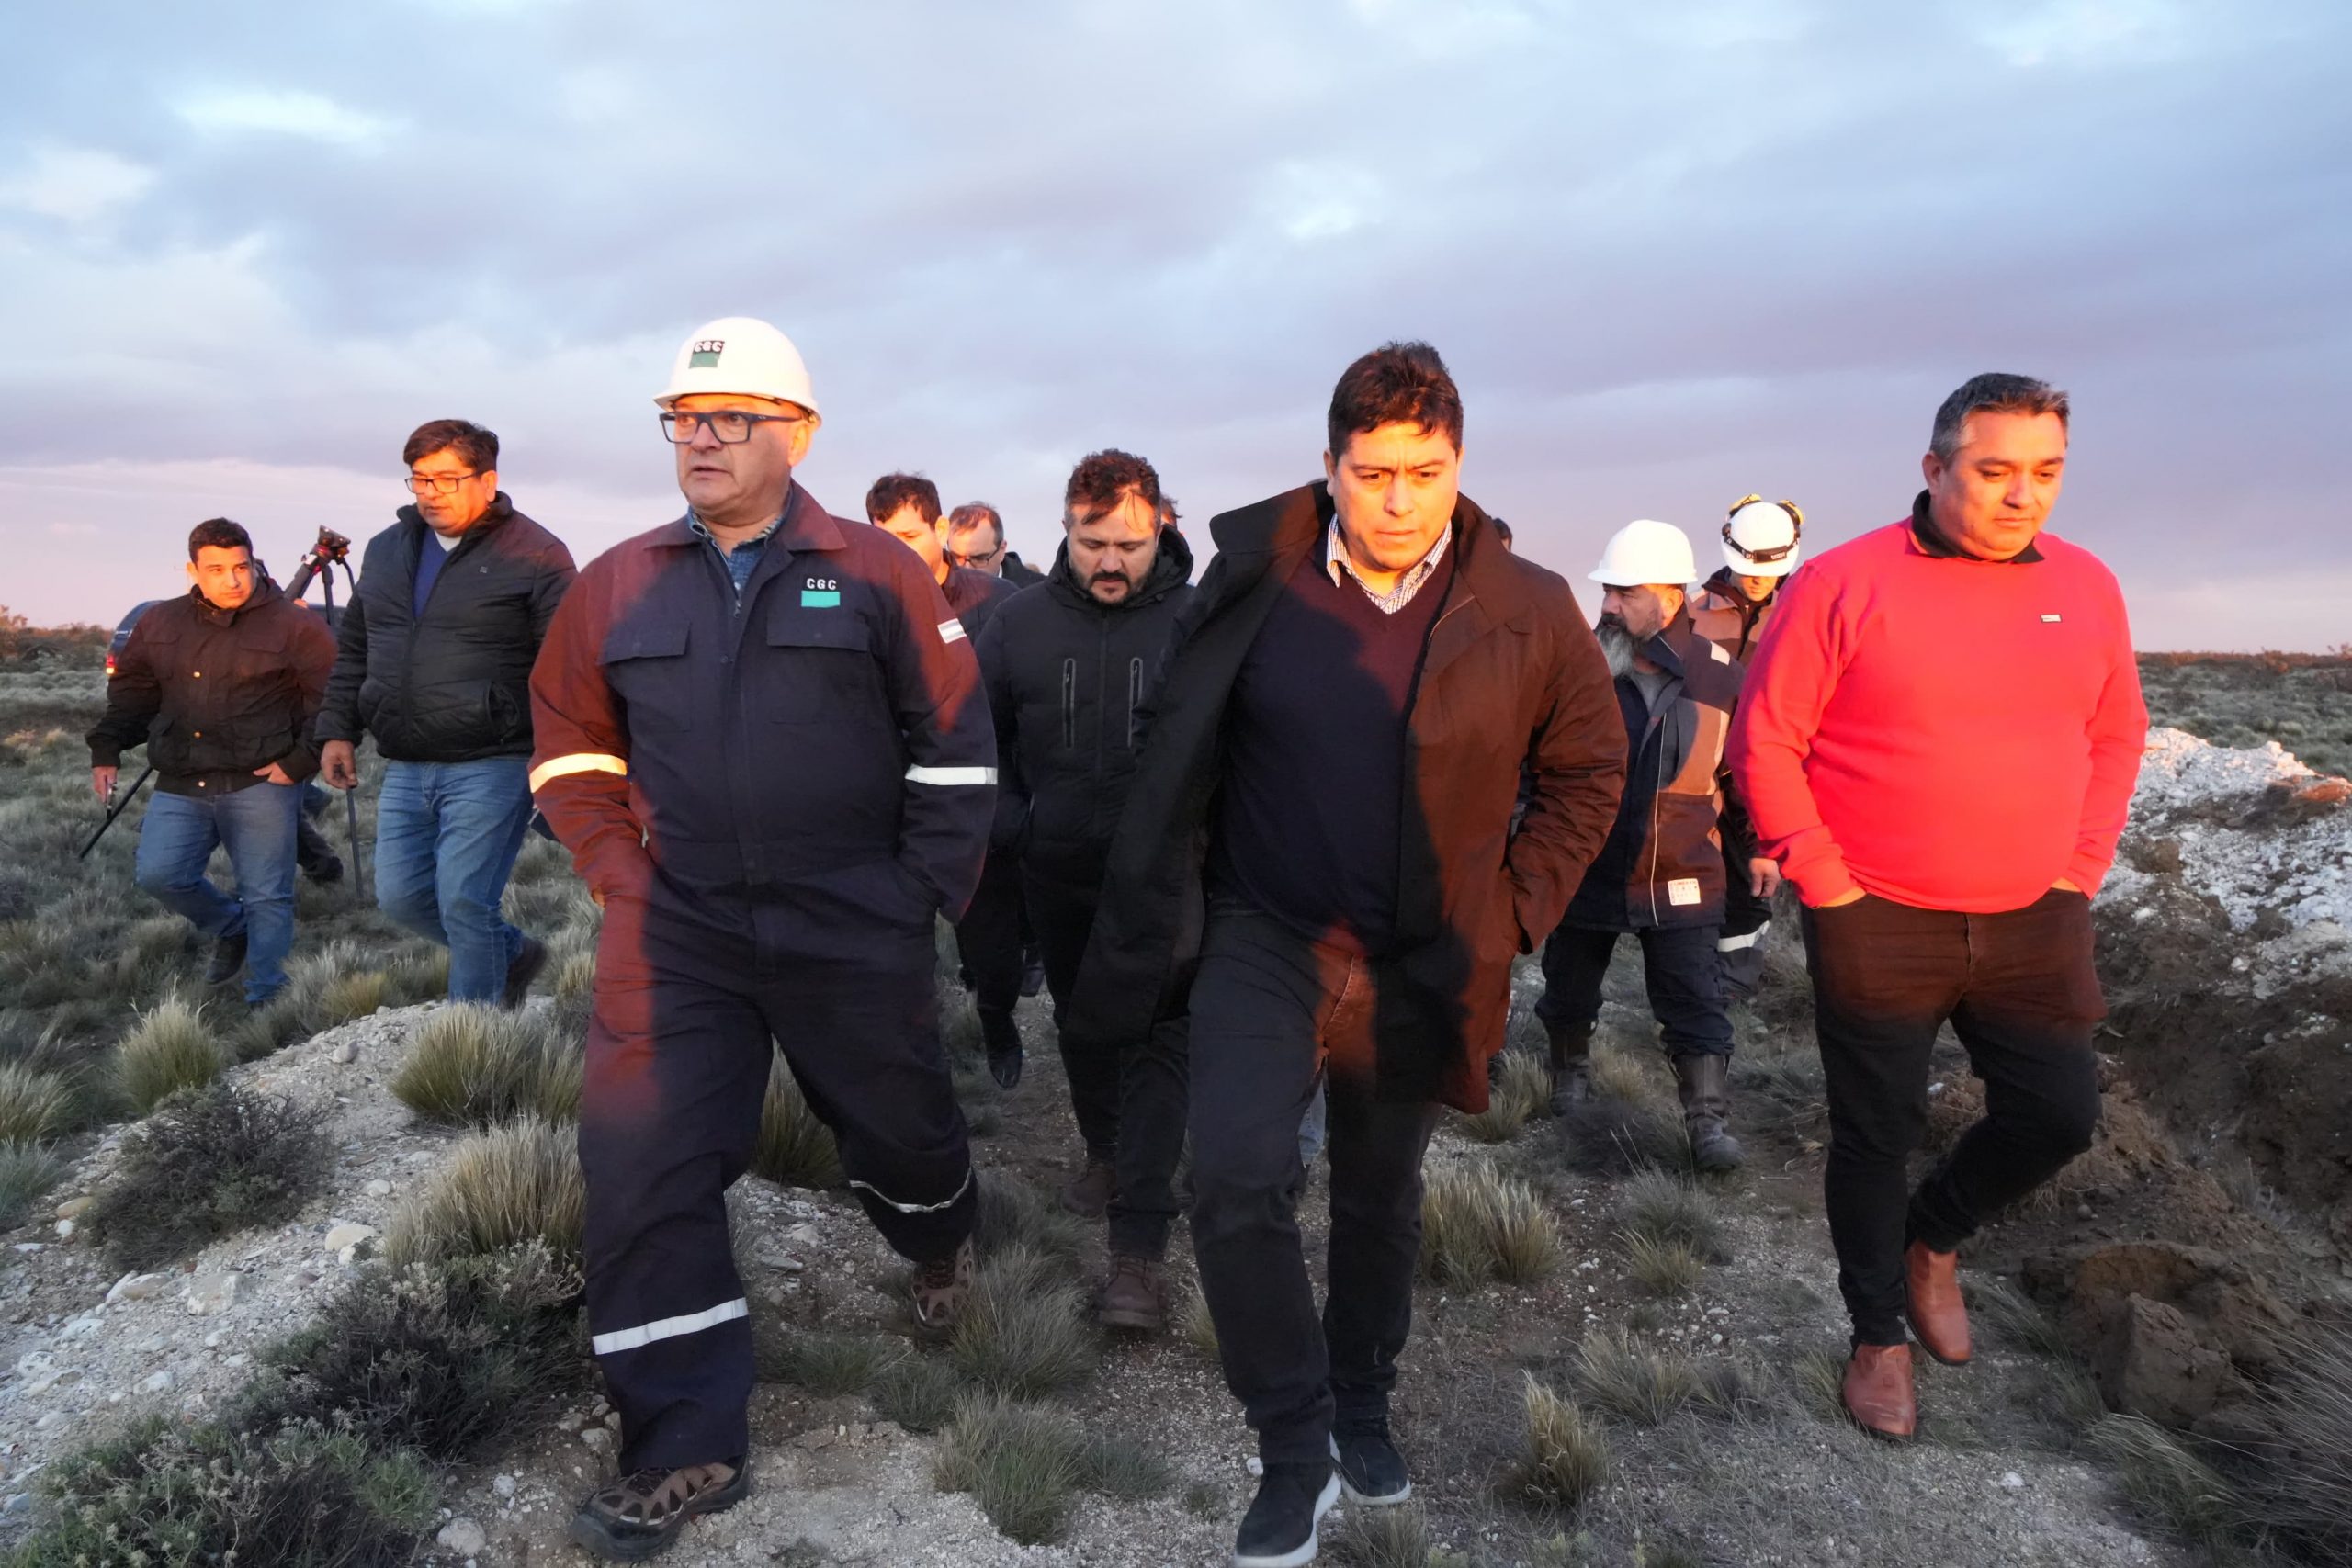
left=602, top=620, right=690, bottom=663
left=766, top=607, right=869, bottom=651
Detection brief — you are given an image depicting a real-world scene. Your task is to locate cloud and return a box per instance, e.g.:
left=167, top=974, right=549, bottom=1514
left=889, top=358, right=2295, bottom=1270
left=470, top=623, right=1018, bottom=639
left=0, top=143, right=154, bottom=225
left=175, top=87, right=396, bottom=148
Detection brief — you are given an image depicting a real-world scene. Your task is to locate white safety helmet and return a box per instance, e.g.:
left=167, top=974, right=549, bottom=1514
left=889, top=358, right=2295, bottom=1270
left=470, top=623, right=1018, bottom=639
left=1588, top=519, right=1699, bottom=588
left=654, top=316, right=820, bottom=416
left=1721, top=494, right=1804, bottom=577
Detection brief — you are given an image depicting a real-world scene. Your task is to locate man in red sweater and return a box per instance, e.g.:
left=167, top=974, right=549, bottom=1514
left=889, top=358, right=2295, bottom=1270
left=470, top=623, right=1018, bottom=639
left=1727, top=373, right=2147, bottom=1441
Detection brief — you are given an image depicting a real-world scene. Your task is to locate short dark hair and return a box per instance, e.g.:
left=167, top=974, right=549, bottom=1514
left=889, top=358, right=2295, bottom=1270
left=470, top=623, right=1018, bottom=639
left=188, top=518, right=253, bottom=560
left=1158, top=494, right=1181, bottom=527
left=945, top=502, right=1005, bottom=549
left=1063, top=449, right=1162, bottom=527
left=1327, top=341, right=1463, bottom=461
left=865, top=473, right=942, bottom=525
left=1489, top=517, right=1514, bottom=546
left=1929, top=374, right=2069, bottom=463
left=402, top=419, right=499, bottom=473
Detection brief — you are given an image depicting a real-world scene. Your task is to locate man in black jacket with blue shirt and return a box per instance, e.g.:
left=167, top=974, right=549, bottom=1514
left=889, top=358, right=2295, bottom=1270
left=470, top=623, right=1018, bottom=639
left=317, top=419, right=574, bottom=1007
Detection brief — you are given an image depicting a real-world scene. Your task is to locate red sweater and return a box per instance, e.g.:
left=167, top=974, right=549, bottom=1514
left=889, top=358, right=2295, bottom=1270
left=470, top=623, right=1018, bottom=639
left=1726, top=517, right=2147, bottom=912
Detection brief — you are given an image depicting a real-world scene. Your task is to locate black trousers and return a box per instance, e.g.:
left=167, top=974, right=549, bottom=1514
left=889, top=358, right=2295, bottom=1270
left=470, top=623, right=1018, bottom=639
left=582, top=872, right=978, bottom=1470
left=1802, top=889, right=2102, bottom=1346
left=1533, top=921, right=1734, bottom=1058
left=1186, top=901, right=1442, bottom=1466
left=955, top=848, right=1026, bottom=1021
left=1027, top=860, right=1189, bottom=1258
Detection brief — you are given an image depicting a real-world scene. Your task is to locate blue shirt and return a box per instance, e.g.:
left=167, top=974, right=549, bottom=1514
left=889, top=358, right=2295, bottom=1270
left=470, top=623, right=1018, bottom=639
left=413, top=528, right=450, bottom=618
left=689, top=512, right=785, bottom=602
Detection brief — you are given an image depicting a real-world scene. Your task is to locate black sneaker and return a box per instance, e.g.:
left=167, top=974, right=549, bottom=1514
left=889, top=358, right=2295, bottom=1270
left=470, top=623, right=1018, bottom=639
left=1233, top=1461, right=1340, bottom=1568
left=1329, top=1425, right=1411, bottom=1506
left=205, top=929, right=249, bottom=986
left=981, top=1008, right=1023, bottom=1089
left=502, top=935, right=549, bottom=1010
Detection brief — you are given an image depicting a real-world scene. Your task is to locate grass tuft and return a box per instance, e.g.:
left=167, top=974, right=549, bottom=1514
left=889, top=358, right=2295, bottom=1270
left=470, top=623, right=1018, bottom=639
left=84, top=1080, right=330, bottom=1271
left=973, top=1169, right=1088, bottom=1272
left=1336, top=1504, right=1437, bottom=1568
left=1421, top=1160, right=1561, bottom=1286
left=1623, top=1232, right=1705, bottom=1297
left=762, top=1329, right=898, bottom=1397
left=1177, top=1280, right=1220, bottom=1359
left=1510, top=1376, right=1611, bottom=1512
left=934, top=1393, right=1087, bottom=1545
left=872, top=1353, right=964, bottom=1433
left=0, top=1061, right=74, bottom=1144
left=2087, top=1414, right=2245, bottom=1551
left=115, top=992, right=228, bottom=1115
left=1459, top=1051, right=1549, bottom=1144
left=0, top=1140, right=65, bottom=1230
left=389, top=1004, right=576, bottom=1126
left=383, top=1114, right=584, bottom=1269
left=752, top=1052, right=842, bottom=1190
left=2237, top=1323, right=2352, bottom=1560
left=1574, top=1329, right=1701, bottom=1426
left=1617, top=1166, right=1728, bottom=1263
left=1551, top=1097, right=1686, bottom=1177
left=1076, top=1429, right=1175, bottom=1501
left=247, top=1241, right=585, bottom=1461
left=951, top=1241, right=1096, bottom=1396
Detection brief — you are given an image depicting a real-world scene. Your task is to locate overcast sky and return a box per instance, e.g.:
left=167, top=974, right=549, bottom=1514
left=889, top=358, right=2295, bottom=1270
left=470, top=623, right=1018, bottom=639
left=3, top=1, right=2346, bottom=649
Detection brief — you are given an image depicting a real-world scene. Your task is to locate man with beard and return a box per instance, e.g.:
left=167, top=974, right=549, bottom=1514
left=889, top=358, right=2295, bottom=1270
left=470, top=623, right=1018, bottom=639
left=1533, top=520, right=1768, bottom=1173
left=1068, top=344, right=1623, bottom=1565
left=976, top=449, right=1195, bottom=1325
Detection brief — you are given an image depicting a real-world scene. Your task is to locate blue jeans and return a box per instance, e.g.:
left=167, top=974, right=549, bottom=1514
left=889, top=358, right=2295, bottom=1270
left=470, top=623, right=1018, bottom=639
left=374, top=757, right=533, bottom=1002
left=134, top=783, right=300, bottom=1005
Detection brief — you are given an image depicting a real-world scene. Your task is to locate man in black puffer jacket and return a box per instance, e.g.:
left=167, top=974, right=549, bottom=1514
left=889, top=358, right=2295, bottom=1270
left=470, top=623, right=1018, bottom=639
left=977, top=449, right=1193, bottom=1326
left=317, top=419, right=576, bottom=1006
left=89, top=519, right=339, bottom=1006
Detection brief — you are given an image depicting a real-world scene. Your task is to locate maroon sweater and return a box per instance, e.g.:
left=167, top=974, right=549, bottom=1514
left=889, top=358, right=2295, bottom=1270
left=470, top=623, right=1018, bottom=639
left=1727, top=513, right=2147, bottom=912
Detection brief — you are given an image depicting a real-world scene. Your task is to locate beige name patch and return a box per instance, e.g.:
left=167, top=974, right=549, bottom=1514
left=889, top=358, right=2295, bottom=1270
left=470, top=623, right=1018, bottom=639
left=1668, top=878, right=1702, bottom=907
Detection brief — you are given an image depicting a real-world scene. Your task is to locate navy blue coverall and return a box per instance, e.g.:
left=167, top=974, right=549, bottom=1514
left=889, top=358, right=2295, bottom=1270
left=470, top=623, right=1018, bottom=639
left=528, top=484, right=995, bottom=1470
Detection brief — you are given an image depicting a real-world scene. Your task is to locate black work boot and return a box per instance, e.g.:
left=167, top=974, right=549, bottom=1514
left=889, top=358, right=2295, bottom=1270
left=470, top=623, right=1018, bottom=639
left=980, top=1007, right=1023, bottom=1089
left=1544, top=1019, right=1594, bottom=1116
left=1675, top=1052, right=1745, bottom=1172
left=502, top=935, right=549, bottom=1010
left=205, top=928, right=249, bottom=987
left=1233, top=1460, right=1340, bottom=1567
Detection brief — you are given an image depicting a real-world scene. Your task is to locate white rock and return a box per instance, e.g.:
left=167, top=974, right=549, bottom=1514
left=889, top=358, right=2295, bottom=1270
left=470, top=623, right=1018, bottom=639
left=580, top=1427, right=615, bottom=1455
left=16, top=1350, right=56, bottom=1378
left=56, top=1314, right=103, bottom=1341
left=24, top=1367, right=81, bottom=1397
left=34, top=1414, right=62, bottom=1430
left=107, top=1273, right=167, bottom=1305
left=329, top=1043, right=356, bottom=1065
left=2000, top=1472, right=2026, bottom=1490
left=186, top=1273, right=242, bottom=1314
left=436, top=1518, right=488, bottom=1556
left=323, top=1222, right=379, bottom=1262
left=140, top=1369, right=174, bottom=1393
left=53, top=1197, right=93, bottom=1222
left=52, top=1219, right=75, bottom=1240
left=221, top=1353, right=249, bottom=1369
left=364, top=1179, right=393, bottom=1198
left=492, top=1473, right=517, bottom=1498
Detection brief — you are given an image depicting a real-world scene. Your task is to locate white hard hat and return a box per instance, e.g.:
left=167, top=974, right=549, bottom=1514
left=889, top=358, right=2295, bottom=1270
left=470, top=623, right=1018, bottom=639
left=1589, top=519, right=1699, bottom=587
left=1721, top=494, right=1804, bottom=577
left=654, top=316, right=820, bottom=415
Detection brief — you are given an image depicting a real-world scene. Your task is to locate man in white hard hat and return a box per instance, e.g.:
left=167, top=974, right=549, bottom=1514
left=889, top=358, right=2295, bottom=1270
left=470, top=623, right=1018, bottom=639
left=528, top=317, right=995, bottom=1559
left=1533, top=519, right=1771, bottom=1174
left=1690, top=495, right=1804, bottom=1000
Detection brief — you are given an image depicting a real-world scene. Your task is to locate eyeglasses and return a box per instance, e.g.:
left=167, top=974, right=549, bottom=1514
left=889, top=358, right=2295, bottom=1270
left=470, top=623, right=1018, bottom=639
left=404, top=471, right=480, bottom=495
left=944, top=543, right=1002, bottom=569
left=659, top=410, right=805, bottom=445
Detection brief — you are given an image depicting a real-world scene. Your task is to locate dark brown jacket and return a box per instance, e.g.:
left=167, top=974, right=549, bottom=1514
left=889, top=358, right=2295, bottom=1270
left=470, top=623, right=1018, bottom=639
left=1066, top=482, right=1623, bottom=1111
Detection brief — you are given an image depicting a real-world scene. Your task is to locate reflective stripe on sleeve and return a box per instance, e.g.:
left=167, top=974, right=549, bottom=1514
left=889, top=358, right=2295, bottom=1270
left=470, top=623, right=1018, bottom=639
left=1716, top=924, right=1769, bottom=953
left=849, top=1167, right=974, bottom=1215
left=529, top=752, right=629, bottom=794
left=903, top=765, right=997, bottom=786
left=939, top=619, right=967, bottom=644
left=589, top=1297, right=747, bottom=1356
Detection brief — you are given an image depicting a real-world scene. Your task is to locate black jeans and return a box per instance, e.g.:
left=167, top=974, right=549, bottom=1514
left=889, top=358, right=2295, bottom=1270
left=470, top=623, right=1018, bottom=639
left=955, top=849, right=1026, bottom=1021
left=1802, top=889, right=2103, bottom=1346
left=1534, top=921, right=1734, bottom=1058
left=1027, top=861, right=1189, bottom=1258
left=1186, top=901, right=1442, bottom=1466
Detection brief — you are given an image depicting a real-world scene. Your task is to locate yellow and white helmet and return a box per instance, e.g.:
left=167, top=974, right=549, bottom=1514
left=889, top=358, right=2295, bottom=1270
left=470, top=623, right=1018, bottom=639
left=1721, top=494, right=1804, bottom=577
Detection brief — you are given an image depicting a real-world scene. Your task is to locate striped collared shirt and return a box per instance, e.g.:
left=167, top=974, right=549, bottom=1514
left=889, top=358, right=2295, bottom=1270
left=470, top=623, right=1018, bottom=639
left=1324, top=518, right=1453, bottom=615
left=689, top=512, right=784, bottom=600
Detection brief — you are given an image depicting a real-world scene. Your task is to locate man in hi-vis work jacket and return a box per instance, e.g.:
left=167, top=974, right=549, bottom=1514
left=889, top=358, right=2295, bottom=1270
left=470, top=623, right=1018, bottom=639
left=528, top=317, right=994, bottom=1559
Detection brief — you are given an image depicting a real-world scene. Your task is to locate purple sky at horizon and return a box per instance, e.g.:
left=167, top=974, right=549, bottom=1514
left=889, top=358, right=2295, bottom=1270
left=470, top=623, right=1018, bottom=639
left=3, top=2, right=2346, bottom=649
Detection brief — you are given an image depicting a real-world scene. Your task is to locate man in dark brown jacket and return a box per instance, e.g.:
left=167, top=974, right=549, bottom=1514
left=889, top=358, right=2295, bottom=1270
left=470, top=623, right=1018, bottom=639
left=1068, top=343, right=1623, bottom=1567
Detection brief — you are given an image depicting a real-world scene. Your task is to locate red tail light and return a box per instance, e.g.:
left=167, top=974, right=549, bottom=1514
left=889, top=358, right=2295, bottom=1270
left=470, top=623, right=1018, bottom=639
left=105, top=654, right=118, bottom=679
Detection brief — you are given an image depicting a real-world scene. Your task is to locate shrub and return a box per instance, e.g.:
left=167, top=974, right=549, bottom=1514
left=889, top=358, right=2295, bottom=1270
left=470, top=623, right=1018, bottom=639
left=752, top=1052, right=842, bottom=1190
left=0, top=1061, right=73, bottom=1144
left=317, top=967, right=390, bottom=1028
left=872, top=1353, right=964, bottom=1433
left=1617, top=1167, right=1727, bottom=1264
left=390, top=1005, right=575, bottom=1126
left=85, top=1081, right=330, bottom=1271
left=1575, top=1329, right=1701, bottom=1426
left=1510, top=1376, right=1611, bottom=1512
left=1337, top=1504, right=1437, bottom=1568
left=246, top=1241, right=586, bottom=1462
left=0, top=1140, right=64, bottom=1230
left=2236, top=1324, right=2352, bottom=1560
left=1421, top=1161, right=1560, bottom=1286
left=1623, top=1233, right=1704, bottom=1297
left=2088, top=1414, right=2243, bottom=1551
left=115, top=993, right=228, bottom=1114
left=974, top=1170, right=1087, bottom=1272
left=950, top=1241, right=1095, bottom=1397
left=19, top=1417, right=435, bottom=1568
left=934, top=1393, right=1087, bottom=1545
left=1077, top=1428, right=1173, bottom=1501
left=1551, top=1096, right=1687, bottom=1177
left=383, top=1115, right=584, bottom=1269
left=761, top=1329, right=899, bottom=1397
left=1459, top=1051, right=1548, bottom=1144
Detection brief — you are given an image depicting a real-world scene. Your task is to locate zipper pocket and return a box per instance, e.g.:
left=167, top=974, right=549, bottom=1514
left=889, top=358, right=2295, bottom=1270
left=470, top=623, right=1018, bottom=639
left=1126, top=657, right=1144, bottom=749
left=1060, top=659, right=1077, bottom=750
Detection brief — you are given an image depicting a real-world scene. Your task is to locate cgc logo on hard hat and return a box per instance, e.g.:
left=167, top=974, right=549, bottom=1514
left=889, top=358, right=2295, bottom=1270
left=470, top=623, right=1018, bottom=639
left=688, top=339, right=725, bottom=367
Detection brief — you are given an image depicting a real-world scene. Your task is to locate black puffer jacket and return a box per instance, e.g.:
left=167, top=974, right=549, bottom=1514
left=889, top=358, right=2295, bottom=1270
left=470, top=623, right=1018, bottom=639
left=88, top=579, right=338, bottom=796
left=316, top=497, right=575, bottom=762
left=1561, top=612, right=1757, bottom=931
left=976, top=528, right=1193, bottom=883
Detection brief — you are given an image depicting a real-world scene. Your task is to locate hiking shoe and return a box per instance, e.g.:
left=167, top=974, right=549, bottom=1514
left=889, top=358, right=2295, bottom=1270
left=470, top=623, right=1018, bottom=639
left=981, top=1008, right=1023, bottom=1090
left=1097, top=1253, right=1168, bottom=1332
left=1232, top=1461, right=1340, bottom=1567
left=1059, top=1156, right=1116, bottom=1218
left=911, top=1238, right=976, bottom=1337
left=205, top=928, right=249, bottom=987
left=1329, top=1424, right=1411, bottom=1506
left=569, top=1458, right=750, bottom=1561
left=503, top=935, right=549, bottom=1010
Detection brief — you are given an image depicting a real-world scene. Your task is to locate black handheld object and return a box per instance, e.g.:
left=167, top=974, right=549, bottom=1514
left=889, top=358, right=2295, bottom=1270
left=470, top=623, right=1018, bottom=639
left=78, top=764, right=155, bottom=860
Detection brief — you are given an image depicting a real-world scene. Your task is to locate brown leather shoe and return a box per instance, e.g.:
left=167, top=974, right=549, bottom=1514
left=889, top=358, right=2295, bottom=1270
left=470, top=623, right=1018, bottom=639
left=1096, top=1253, right=1168, bottom=1332
left=1905, top=1240, right=1972, bottom=1365
left=1842, top=1343, right=1917, bottom=1440
left=1059, top=1157, right=1116, bottom=1218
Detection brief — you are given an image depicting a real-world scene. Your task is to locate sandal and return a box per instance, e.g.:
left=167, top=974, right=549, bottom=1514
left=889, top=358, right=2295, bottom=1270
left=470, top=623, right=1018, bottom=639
left=568, top=1456, right=751, bottom=1561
